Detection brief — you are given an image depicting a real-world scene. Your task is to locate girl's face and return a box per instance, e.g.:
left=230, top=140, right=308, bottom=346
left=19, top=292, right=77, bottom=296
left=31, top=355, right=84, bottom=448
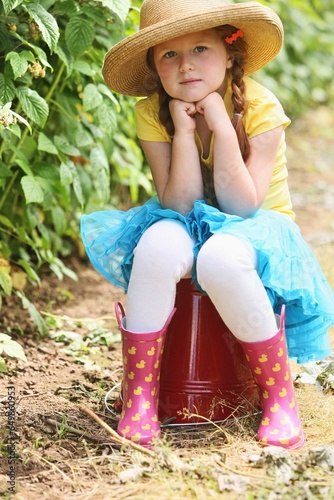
left=153, top=29, right=233, bottom=102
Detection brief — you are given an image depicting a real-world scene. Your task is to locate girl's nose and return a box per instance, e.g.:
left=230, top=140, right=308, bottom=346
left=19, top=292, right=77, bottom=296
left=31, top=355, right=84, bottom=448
left=179, top=56, right=194, bottom=73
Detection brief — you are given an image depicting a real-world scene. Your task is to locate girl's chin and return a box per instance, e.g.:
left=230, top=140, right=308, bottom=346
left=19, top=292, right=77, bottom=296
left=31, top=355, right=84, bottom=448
left=169, top=91, right=211, bottom=103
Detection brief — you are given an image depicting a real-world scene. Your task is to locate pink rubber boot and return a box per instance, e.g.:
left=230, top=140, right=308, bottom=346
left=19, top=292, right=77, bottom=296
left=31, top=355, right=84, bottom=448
left=115, top=302, right=175, bottom=448
left=239, top=305, right=305, bottom=449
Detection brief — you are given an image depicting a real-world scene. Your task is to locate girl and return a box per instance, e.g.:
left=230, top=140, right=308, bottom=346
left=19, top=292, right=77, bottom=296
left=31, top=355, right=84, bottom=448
left=81, top=0, right=334, bottom=449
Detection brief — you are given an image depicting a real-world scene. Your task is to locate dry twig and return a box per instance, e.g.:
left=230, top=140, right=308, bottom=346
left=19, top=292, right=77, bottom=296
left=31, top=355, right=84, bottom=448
left=45, top=418, right=120, bottom=446
left=79, top=405, right=155, bottom=457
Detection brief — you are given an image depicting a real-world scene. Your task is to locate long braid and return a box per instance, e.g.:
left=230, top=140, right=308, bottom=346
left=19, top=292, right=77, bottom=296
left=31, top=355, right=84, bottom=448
left=146, top=49, right=175, bottom=136
left=230, top=62, right=250, bottom=162
left=217, top=25, right=250, bottom=162
left=158, top=86, right=174, bottom=137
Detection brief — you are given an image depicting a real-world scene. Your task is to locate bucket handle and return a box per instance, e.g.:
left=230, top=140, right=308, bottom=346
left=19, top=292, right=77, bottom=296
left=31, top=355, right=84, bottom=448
left=114, top=301, right=125, bottom=328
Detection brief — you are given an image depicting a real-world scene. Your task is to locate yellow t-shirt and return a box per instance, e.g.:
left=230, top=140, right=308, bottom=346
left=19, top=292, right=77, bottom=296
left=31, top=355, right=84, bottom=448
left=135, top=76, right=294, bottom=219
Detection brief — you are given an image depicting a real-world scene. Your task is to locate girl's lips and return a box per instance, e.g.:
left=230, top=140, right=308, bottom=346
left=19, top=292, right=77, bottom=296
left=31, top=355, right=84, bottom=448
left=180, top=79, right=201, bottom=85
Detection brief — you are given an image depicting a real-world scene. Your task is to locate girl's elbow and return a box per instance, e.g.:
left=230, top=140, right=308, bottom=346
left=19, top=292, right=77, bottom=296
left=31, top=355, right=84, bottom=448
left=237, top=199, right=262, bottom=218
left=160, top=195, right=193, bottom=215
left=241, top=206, right=259, bottom=219
left=229, top=206, right=257, bottom=219
left=218, top=196, right=260, bottom=219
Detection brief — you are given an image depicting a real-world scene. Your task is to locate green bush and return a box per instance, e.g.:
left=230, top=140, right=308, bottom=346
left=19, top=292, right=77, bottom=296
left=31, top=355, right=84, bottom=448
left=251, top=0, right=334, bottom=118
left=0, top=0, right=152, bottom=324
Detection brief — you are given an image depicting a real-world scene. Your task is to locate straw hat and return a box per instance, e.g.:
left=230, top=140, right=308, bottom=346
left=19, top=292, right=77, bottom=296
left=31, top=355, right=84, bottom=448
left=102, top=0, right=283, bottom=97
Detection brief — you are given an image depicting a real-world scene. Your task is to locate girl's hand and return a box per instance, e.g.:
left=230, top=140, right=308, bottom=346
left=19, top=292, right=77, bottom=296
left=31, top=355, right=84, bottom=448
left=169, top=99, right=197, bottom=134
left=196, top=92, right=229, bottom=132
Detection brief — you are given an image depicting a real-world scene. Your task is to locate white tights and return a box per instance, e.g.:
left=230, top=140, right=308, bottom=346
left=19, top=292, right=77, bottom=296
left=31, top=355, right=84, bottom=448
left=125, top=219, right=278, bottom=342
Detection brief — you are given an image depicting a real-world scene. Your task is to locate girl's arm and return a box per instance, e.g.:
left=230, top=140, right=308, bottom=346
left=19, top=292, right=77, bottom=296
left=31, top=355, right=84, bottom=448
left=140, top=99, right=204, bottom=215
left=197, top=92, right=282, bottom=218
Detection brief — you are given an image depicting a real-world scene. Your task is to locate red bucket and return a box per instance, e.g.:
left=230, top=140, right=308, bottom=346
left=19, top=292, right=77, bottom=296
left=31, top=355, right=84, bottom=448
left=159, top=279, right=260, bottom=424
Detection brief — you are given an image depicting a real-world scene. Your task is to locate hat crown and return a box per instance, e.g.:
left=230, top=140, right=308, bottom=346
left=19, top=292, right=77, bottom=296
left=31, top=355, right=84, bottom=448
left=140, top=0, right=231, bottom=30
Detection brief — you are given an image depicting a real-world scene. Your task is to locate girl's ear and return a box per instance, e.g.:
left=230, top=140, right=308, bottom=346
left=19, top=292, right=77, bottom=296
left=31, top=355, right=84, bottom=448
left=227, top=56, right=234, bottom=69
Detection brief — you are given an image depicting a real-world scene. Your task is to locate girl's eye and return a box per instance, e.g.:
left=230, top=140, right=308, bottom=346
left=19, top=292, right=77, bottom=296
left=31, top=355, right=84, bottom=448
left=164, top=51, right=176, bottom=59
left=194, top=46, right=206, bottom=53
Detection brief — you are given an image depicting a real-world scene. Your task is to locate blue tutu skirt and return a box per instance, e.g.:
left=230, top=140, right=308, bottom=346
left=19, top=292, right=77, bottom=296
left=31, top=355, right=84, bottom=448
left=81, top=196, right=334, bottom=364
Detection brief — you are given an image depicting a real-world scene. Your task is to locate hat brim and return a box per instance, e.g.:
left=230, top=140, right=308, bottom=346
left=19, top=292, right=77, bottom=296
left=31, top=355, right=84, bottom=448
left=102, top=2, right=283, bottom=96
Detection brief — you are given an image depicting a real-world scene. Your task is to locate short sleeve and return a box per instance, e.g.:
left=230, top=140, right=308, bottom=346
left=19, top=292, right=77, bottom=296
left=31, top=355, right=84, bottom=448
left=244, top=78, right=291, bottom=139
left=135, top=94, right=171, bottom=143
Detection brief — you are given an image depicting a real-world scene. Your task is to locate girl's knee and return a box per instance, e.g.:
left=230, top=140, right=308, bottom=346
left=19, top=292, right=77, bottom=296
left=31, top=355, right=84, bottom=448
left=197, top=234, right=256, bottom=288
left=133, top=220, right=194, bottom=278
left=135, top=220, right=191, bottom=256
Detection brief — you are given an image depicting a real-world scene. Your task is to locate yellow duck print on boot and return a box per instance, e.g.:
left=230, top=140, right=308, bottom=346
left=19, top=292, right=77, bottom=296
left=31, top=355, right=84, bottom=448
left=114, top=302, right=176, bottom=448
left=239, top=305, right=304, bottom=450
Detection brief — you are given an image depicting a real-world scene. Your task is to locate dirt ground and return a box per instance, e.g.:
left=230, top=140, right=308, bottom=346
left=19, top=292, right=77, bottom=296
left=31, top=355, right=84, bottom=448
left=0, top=108, right=334, bottom=499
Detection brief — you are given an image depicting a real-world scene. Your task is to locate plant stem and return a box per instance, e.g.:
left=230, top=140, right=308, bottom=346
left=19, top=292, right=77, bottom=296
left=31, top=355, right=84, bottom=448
left=45, top=63, right=66, bottom=103
left=0, top=169, right=19, bottom=211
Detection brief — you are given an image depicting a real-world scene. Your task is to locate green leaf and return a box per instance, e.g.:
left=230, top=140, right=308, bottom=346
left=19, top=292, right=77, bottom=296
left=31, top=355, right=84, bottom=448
left=65, top=17, right=95, bottom=57
left=40, top=0, right=58, bottom=10
left=73, top=60, right=95, bottom=77
left=0, top=74, right=16, bottom=104
left=0, top=215, right=14, bottom=228
left=16, top=87, right=49, bottom=127
left=60, top=161, right=84, bottom=205
left=90, top=144, right=109, bottom=172
left=97, top=83, right=119, bottom=106
left=2, top=0, right=23, bottom=16
left=54, top=135, right=80, bottom=156
left=2, top=141, right=27, bottom=163
left=19, top=50, right=36, bottom=62
left=23, top=42, right=53, bottom=70
left=0, top=356, right=8, bottom=373
left=73, top=169, right=84, bottom=206
left=0, top=334, right=28, bottom=362
left=51, top=205, right=67, bottom=235
left=57, top=0, right=78, bottom=16
left=0, top=22, right=12, bottom=53
left=7, top=123, right=22, bottom=138
left=23, top=3, right=60, bottom=52
left=55, top=43, right=73, bottom=76
left=5, top=52, right=29, bottom=80
left=0, top=269, right=12, bottom=296
left=0, top=162, right=13, bottom=178
left=33, top=162, right=59, bottom=182
left=36, top=176, right=53, bottom=194
left=38, top=132, right=58, bottom=154
left=90, top=144, right=110, bottom=203
left=5, top=50, right=34, bottom=81
left=53, top=257, right=78, bottom=282
left=95, top=101, right=117, bottom=133
left=16, top=159, right=34, bottom=176
left=17, top=292, right=48, bottom=337
left=98, top=0, right=131, bottom=23
left=17, top=259, right=40, bottom=284
left=48, top=256, right=78, bottom=281
left=60, top=162, right=74, bottom=185
left=75, top=126, right=93, bottom=148
left=83, top=84, right=103, bottom=112
left=21, top=175, right=44, bottom=204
